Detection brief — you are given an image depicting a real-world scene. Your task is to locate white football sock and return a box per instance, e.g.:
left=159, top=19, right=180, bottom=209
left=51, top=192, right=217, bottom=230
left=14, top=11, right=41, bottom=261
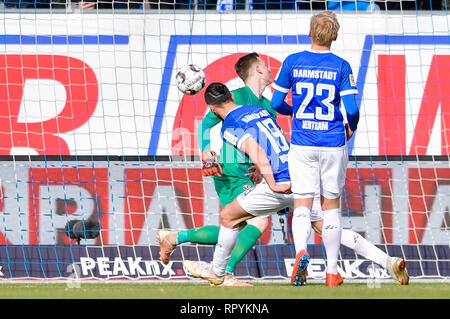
left=212, top=226, right=239, bottom=277
left=322, top=208, right=342, bottom=274
left=292, top=206, right=312, bottom=254
left=341, top=229, right=389, bottom=269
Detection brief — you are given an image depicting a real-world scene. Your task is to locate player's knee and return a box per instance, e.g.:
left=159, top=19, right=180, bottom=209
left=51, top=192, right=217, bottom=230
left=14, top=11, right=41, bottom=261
left=219, top=214, right=235, bottom=229
left=311, top=221, right=322, bottom=237
left=321, top=193, right=340, bottom=211
left=247, top=217, right=269, bottom=233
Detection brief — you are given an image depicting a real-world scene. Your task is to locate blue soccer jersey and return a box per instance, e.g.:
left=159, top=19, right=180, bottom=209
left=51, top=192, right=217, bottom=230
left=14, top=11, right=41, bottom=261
left=221, top=105, right=290, bottom=184
left=272, top=50, right=358, bottom=147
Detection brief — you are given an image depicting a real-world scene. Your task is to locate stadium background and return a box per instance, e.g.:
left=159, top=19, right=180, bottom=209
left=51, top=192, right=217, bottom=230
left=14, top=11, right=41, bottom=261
left=0, top=2, right=448, bottom=284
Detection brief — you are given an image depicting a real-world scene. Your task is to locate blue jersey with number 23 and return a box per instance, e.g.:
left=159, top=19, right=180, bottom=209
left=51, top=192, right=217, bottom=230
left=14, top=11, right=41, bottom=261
left=273, top=50, right=358, bottom=148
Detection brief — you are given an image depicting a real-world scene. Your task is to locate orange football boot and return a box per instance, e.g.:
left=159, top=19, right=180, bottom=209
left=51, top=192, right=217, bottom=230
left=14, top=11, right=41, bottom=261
left=325, top=273, right=344, bottom=287
left=291, top=250, right=310, bottom=286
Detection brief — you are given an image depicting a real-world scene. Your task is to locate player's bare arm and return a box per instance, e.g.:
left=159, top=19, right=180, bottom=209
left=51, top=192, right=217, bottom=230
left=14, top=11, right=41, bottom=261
left=240, top=136, right=291, bottom=194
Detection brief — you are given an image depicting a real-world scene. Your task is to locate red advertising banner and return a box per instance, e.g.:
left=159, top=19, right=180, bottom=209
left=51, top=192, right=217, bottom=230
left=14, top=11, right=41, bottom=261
left=0, top=160, right=446, bottom=246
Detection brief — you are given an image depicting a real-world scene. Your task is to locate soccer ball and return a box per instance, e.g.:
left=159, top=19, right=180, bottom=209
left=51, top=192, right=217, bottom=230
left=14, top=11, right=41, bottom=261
left=176, top=64, right=206, bottom=95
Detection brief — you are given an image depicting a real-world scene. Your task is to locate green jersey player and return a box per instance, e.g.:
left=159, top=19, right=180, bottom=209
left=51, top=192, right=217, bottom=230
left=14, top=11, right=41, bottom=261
left=200, top=85, right=276, bottom=205
left=157, top=53, right=278, bottom=286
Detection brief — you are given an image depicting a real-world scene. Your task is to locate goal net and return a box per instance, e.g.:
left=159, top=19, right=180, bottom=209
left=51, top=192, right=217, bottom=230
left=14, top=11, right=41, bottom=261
left=0, top=2, right=448, bottom=283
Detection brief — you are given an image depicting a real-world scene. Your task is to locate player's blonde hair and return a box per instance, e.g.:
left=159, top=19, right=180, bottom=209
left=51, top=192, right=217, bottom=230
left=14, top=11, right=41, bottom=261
left=310, top=11, right=340, bottom=47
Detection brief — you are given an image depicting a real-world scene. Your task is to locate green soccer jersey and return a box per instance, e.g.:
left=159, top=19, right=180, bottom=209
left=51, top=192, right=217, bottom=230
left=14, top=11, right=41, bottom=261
left=198, top=85, right=277, bottom=179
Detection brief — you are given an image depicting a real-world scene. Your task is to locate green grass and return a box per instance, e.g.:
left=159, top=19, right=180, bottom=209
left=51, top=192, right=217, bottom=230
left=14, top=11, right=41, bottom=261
left=0, top=282, right=448, bottom=299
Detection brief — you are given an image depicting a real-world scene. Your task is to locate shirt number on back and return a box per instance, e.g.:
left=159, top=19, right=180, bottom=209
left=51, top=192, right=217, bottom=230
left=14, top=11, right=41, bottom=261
left=295, top=83, right=335, bottom=121
left=256, top=118, right=289, bottom=154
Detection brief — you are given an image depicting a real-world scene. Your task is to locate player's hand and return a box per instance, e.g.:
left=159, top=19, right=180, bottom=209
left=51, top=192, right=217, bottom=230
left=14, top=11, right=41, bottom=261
left=345, top=123, right=354, bottom=141
left=201, top=150, right=223, bottom=177
left=78, top=1, right=96, bottom=9
left=269, top=183, right=292, bottom=194
left=245, top=165, right=263, bottom=185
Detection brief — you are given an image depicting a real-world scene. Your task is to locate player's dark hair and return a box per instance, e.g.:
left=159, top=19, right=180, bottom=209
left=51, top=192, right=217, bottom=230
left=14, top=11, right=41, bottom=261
left=234, top=52, right=260, bottom=82
left=204, top=82, right=233, bottom=106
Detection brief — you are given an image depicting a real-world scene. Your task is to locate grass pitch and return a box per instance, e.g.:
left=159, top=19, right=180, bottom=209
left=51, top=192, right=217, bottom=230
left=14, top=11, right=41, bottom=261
left=0, top=282, right=448, bottom=299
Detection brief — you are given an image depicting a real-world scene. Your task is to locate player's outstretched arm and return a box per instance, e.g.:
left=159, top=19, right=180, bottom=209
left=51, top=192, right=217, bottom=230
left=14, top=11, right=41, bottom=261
left=271, top=90, right=293, bottom=116
left=240, top=136, right=291, bottom=194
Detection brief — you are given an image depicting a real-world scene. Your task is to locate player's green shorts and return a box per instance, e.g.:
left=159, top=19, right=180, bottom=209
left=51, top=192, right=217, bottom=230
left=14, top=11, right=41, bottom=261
left=212, top=175, right=254, bottom=207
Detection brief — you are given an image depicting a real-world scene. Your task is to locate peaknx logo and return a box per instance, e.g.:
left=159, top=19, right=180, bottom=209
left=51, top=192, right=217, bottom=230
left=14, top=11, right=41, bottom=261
left=79, top=257, right=178, bottom=277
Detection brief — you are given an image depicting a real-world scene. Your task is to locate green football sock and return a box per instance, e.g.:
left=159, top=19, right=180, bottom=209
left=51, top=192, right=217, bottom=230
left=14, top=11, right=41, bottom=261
left=226, top=224, right=262, bottom=274
left=177, top=225, right=220, bottom=244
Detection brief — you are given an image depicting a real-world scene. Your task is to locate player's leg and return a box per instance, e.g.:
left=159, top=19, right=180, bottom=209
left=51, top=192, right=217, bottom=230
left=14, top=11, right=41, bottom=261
left=184, top=198, right=254, bottom=285
left=312, top=219, right=409, bottom=285
left=157, top=225, right=220, bottom=265
left=202, top=177, right=269, bottom=287
left=289, top=145, right=319, bottom=286
left=184, top=180, right=291, bottom=285
left=340, top=229, right=409, bottom=284
left=214, top=215, right=267, bottom=286
left=311, top=208, right=409, bottom=286
left=223, top=177, right=268, bottom=280
left=159, top=175, right=267, bottom=286
left=290, top=197, right=314, bottom=286
left=212, top=199, right=256, bottom=277
left=227, top=217, right=267, bottom=275
left=292, top=197, right=314, bottom=253
left=175, top=176, right=234, bottom=245
left=312, top=194, right=410, bottom=285
left=157, top=176, right=250, bottom=264
left=290, top=147, right=318, bottom=249
left=310, top=214, right=342, bottom=286
left=320, top=196, right=344, bottom=287
left=215, top=180, right=290, bottom=280
left=158, top=218, right=267, bottom=285
left=319, top=146, right=348, bottom=286
left=177, top=176, right=257, bottom=248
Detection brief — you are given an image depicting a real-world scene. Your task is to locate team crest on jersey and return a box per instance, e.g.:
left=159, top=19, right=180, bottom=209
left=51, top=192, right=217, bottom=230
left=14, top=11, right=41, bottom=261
left=349, top=74, right=356, bottom=87
left=241, top=185, right=255, bottom=197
